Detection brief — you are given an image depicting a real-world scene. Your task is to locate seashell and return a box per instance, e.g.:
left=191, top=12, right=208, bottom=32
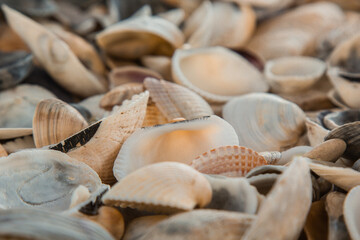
left=33, top=98, right=89, bottom=148
left=141, top=55, right=172, bottom=81
left=139, top=209, right=256, bottom=240
left=305, top=117, right=330, bottom=147
left=0, top=24, right=29, bottom=52
left=190, top=146, right=268, bottom=177
left=130, top=4, right=152, bottom=18
left=2, top=5, right=107, bottom=98
left=0, top=84, right=56, bottom=128
left=243, top=157, right=312, bottom=240
left=0, top=51, right=33, bottom=90
left=109, top=66, right=162, bottom=89
left=123, top=216, right=168, bottom=240
left=259, top=151, right=282, bottom=164
left=113, top=115, right=239, bottom=180
left=172, top=47, right=269, bottom=103
left=69, top=185, right=91, bottom=209
left=304, top=200, right=328, bottom=240
left=247, top=173, right=279, bottom=196
left=96, top=16, right=184, bottom=60
left=223, top=93, right=306, bottom=152
left=2, top=135, right=35, bottom=153
left=70, top=103, right=92, bottom=122
left=245, top=165, right=286, bottom=178
left=144, top=78, right=213, bottom=121
left=303, top=139, right=346, bottom=162
left=78, top=94, right=109, bottom=123
left=158, top=8, right=185, bottom=26
left=142, top=100, right=169, bottom=127
left=0, top=208, right=114, bottom=240
left=204, top=174, right=258, bottom=214
left=50, top=91, right=149, bottom=184
left=265, top=56, right=326, bottom=93
left=0, top=0, right=57, bottom=17
left=278, top=146, right=312, bottom=165
left=344, top=185, right=360, bottom=240
left=0, top=127, right=32, bottom=140
left=323, top=109, right=360, bottom=130
left=104, top=162, right=212, bottom=213
left=0, top=144, right=8, bottom=157
left=0, top=149, right=101, bottom=211
left=327, top=89, right=350, bottom=109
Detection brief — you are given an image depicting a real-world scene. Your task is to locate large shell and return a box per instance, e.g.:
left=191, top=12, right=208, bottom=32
left=113, top=115, right=239, bottom=180
left=50, top=91, right=149, bottom=184
left=33, top=98, right=89, bottom=148
left=96, top=16, right=184, bottom=60
left=0, top=149, right=101, bottom=211
left=103, top=162, right=212, bottom=214
left=190, top=145, right=268, bottom=177
left=243, top=157, right=312, bottom=239
left=344, top=185, right=360, bottom=240
left=223, top=93, right=306, bottom=152
left=172, top=47, right=269, bottom=103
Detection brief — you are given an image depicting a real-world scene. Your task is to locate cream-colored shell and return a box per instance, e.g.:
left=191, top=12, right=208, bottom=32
left=305, top=118, right=330, bottom=147
left=104, top=162, right=212, bottom=213
left=344, top=185, right=360, bottom=240
left=172, top=47, right=269, bottom=103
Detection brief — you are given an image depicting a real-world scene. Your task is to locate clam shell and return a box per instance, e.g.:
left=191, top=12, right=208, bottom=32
left=123, top=216, right=168, bottom=240
left=113, top=115, right=239, bottom=180
left=51, top=91, right=149, bottom=184
left=223, top=93, right=306, bottom=152
left=303, top=139, right=346, bottom=162
left=304, top=200, right=328, bottom=240
left=104, top=162, right=212, bottom=213
left=172, top=47, right=269, bottom=103
left=245, top=165, right=286, bottom=178
left=243, top=157, right=312, bottom=239
left=33, top=98, right=89, bottom=148
left=265, top=56, right=326, bottom=93
left=0, top=149, right=101, bottom=211
left=323, top=110, right=360, bottom=129
left=2, top=5, right=107, bottom=98
left=190, top=146, right=268, bottom=177
left=344, top=185, right=360, bottom=240
left=0, top=128, right=32, bottom=140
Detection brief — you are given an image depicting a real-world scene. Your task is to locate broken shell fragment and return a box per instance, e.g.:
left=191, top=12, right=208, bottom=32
left=104, top=162, right=212, bottom=213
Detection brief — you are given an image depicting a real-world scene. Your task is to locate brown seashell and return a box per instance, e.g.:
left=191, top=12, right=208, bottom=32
left=190, top=145, right=268, bottom=177
left=33, top=98, right=89, bottom=148
left=303, top=139, right=346, bottom=162
left=304, top=200, right=328, bottom=240
left=123, top=216, right=168, bottom=240
left=0, top=128, right=33, bottom=140
left=103, top=162, right=212, bottom=214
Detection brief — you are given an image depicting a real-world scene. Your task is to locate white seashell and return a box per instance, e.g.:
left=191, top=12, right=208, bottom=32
left=344, top=185, right=360, bottom=240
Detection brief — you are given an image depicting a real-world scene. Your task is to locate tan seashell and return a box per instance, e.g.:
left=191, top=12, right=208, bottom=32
left=142, top=100, right=169, bottom=127
left=104, top=162, right=212, bottom=213
left=113, top=115, right=239, bottom=180
left=2, top=135, right=35, bottom=154
left=190, top=146, right=268, bottom=177
left=305, top=117, right=330, bottom=147
left=0, top=128, right=32, bottom=140
left=141, top=55, right=172, bottom=81
left=303, top=138, right=346, bottom=162
left=344, top=185, right=360, bottom=240
left=304, top=200, right=328, bottom=240
left=158, top=8, right=185, bottom=26
left=0, top=144, right=8, bottom=157
left=277, top=146, right=312, bottom=165
left=96, top=16, right=184, bottom=60
left=33, top=98, right=89, bottom=148
left=243, top=157, right=312, bottom=240
left=247, top=173, right=279, bottom=196
left=2, top=6, right=107, bottom=98
left=172, top=47, right=269, bottom=103
left=265, top=56, right=326, bottom=93
left=51, top=91, right=149, bottom=184
left=123, top=216, right=168, bottom=240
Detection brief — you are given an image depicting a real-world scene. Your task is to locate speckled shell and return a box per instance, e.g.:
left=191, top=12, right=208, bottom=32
left=190, top=146, right=268, bottom=177
left=104, top=162, right=212, bottom=214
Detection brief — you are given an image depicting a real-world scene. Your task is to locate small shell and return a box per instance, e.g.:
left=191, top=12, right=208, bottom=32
left=344, top=185, right=360, bottom=240
left=78, top=94, right=109, bottom=122
left=141, top=55, right=172, bottom=81
left=265, top=56, right=326, bottom=93
left=247, top=173, right=279, bottom=196
left=303, top=139, right=346, bottom=162
left=33, top=98, right=89, bottom=148
left=190, top=146, right=268, bottom=177
left=172, top=47, right=269, bottom=103
left=259, top=151, right=282, bottom=164
left=0, top=128, right=32, bottom=140
left=103, top=162, right=212, bottom=214
left=157, top=8, right=185, bottom=26
left=323, top=110, right=360, bottom=129
left=327, top=89, right=349, bottom=109
left=305, top=118, right=330, bottom=147
left=100, top=83, right=144, bottom=110
left=304, top=200, right=328, bottom=240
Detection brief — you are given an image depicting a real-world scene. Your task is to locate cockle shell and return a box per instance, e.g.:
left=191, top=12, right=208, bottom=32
left=172, top=47, right=269, bottom=103
left=243, top=157, right=312, bottom=240
left=190, top=145, right=268, bottom=177
left=113, top=115, right=239, bottom=180
left=223, top=93, right=306, bottom=152
left=104, top=162, right=212, bottom=213
left=265, top=56, right=326, bottom=93
left=51, top=91, right=149, bottom=184
left=123, top=216, right=168, bottom=240
left=96, top=16, right=184, bottom=60
left=0, top=149, right=101, bottom=211
left=33, top=98, right=89, bottom=148
left=344, top=185, right=360, bottom=240
left=2, top=5, right=107, bottom=98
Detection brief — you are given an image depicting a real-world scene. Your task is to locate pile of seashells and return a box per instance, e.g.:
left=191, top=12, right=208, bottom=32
left=1, top=0, right=360, bottom=239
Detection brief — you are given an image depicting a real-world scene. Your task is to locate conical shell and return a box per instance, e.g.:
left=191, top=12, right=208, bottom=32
left=33, top=98, right=89, bottom=148
left=223, top=93, right=306, bottom=152
left=172, top=47, right=269, bottom=103
left=100, top=83, right=144, bottom=110
left=104, top=162, right=212, bottom=213
left=2, top=6, right=107, bottom=98
left=113, top=115, right=239, bottom=181
left=51, top=91, right=149, bottom=184
left=344, top=185, right=360, bottom=240
left=190, top=146, right=268, bottom=177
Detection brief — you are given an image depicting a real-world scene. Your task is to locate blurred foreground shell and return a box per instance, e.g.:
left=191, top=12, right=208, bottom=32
left=344, top=185, right=360, bottom=240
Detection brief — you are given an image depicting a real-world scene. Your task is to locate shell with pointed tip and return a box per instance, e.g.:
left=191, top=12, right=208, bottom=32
left=96, top=16, right=184, bottom=60
left=172, top=47, right=269, bottom=103
left=190, top=146, right=268, bottom=177
left=2, top=6, right=107, bottom=98
left=265, top=56, right=326, bottom=93
left=104, top=162, right=212, bottom=213
left=223, top=93, right=306, bottom=152
left=33, top=98, right=89, bottom=148
left=344, top=185, right=360, bottom=240
left=243, top=157, right=312, bottom=240
left=51, top=91, right=149, bottom=184
left=0, top=149, right=101, bottom=211
left=113, top=115, right=239, bottom=180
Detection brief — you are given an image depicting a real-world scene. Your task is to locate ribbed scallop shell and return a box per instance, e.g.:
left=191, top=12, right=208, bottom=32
left=190, top=146, right=268, bottom=177
left=104, top=162, right=212, bottom=214
left=33, top=98, right=89, bottom=148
